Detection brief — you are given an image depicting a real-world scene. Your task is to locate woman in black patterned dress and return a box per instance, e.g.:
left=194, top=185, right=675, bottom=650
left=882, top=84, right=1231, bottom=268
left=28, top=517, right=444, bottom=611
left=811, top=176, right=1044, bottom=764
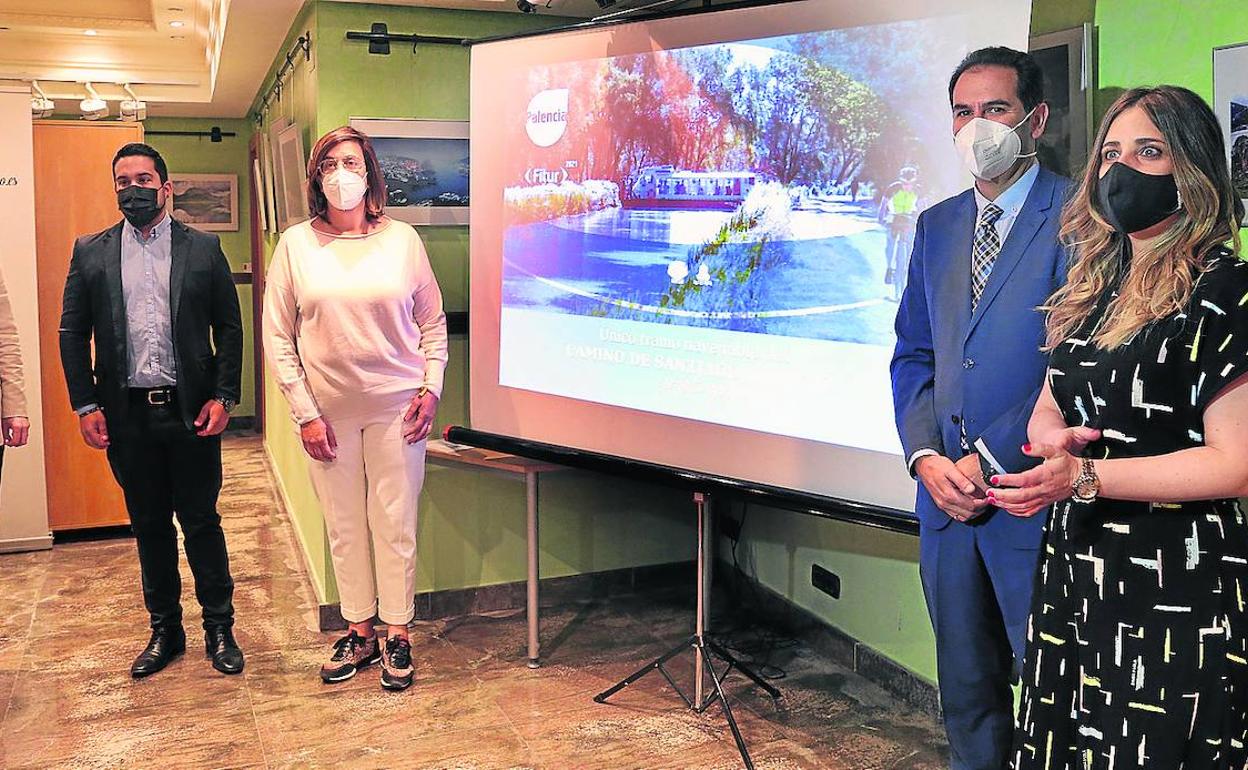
left=989, top=86, right=1248, bottom=769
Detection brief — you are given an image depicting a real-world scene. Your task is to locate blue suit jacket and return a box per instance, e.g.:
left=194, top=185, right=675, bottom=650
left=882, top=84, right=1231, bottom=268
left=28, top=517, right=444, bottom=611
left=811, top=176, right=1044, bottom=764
left=891, top=167, right=1070, bottom=536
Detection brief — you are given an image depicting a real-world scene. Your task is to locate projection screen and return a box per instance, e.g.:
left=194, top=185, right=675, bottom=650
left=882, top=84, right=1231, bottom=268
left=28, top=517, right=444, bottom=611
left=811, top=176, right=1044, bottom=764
left=469, top=0, right=1032, bottom=513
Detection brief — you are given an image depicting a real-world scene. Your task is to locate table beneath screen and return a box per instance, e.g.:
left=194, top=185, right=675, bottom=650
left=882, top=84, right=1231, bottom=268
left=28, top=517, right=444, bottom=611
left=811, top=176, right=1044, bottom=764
left=425, top=439, right=567, bottom=667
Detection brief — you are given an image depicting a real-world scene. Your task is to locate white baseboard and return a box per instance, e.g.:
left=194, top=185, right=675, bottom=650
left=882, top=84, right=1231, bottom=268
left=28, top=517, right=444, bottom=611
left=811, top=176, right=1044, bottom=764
left=0, top=533, right=54, bottom=554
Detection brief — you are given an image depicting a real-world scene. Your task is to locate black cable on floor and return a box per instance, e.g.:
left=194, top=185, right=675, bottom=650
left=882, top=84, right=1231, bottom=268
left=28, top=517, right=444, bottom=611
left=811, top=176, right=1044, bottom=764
left=709, top=502, right=800, bottom=682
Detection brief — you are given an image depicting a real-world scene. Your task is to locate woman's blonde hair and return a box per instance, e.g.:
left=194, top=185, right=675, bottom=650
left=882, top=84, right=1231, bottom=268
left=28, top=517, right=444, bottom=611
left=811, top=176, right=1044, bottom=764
left=1043, top=86, right=1244, bottom=350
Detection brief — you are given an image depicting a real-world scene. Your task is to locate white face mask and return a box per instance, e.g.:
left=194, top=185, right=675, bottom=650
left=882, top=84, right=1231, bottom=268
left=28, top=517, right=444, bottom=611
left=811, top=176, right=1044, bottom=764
left=953, top=107, right=1037, bottom=181
left=322, top=168, right=368, bottom=211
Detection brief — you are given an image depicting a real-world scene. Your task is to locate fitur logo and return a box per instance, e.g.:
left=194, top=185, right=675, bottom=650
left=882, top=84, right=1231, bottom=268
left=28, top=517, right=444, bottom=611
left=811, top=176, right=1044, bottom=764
left=526, top=89, right=569, bottom=148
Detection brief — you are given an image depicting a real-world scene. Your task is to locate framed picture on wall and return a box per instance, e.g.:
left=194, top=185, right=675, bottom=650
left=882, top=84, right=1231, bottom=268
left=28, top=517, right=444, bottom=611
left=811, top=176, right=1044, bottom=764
left=274, top=121, right=308, bottom=231
left=1029, top=24, right=1095, bottom=180
left=267, top=117, right=291, bottom=231
left=349, top=118, right=469, bottom=226
left=1214, top=41, right=1248, bottom=223
left=261, top=129, right=279, bottom=234
left=170, top=174, right=239, bottom=232
left=252, top=157, right=268, bottom=234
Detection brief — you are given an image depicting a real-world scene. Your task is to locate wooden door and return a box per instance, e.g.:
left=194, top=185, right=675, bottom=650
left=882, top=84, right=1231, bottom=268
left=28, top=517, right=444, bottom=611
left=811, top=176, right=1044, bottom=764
left=34, top=121, right=142, bottom=530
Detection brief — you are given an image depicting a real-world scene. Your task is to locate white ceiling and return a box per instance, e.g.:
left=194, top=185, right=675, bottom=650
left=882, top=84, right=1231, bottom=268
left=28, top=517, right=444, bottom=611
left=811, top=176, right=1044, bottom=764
left=0, top=0, right=612, bottom=119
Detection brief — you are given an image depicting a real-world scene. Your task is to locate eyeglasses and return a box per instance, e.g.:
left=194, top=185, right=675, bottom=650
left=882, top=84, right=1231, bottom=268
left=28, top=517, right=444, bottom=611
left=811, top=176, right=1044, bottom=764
left=318, top=156, right=365, bottom=175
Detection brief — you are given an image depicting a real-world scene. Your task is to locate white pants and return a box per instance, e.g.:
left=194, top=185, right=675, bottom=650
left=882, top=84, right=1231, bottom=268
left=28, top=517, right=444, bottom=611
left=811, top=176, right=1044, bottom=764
left=305, top=400, right=426, bottom=625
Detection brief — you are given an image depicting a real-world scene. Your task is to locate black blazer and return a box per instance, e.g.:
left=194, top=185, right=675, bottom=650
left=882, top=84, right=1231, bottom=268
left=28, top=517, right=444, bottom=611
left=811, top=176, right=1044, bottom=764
left=59, top=218, right=244, bottom=431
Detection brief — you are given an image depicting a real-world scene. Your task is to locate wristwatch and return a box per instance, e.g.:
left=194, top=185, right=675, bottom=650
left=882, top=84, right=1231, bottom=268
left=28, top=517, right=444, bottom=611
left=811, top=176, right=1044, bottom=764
left=1071, top=457, right=1100, bottom=503
left=213, top=397, right=237, bottom=414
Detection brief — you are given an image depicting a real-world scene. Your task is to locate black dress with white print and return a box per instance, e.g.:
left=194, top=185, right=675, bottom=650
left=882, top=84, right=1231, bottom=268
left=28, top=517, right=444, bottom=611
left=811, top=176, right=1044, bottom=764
left=1011, top=249, right=1248, bottom=770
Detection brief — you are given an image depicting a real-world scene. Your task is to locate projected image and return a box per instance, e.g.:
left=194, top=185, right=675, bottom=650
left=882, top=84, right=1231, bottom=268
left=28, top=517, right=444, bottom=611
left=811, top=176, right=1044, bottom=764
left=501, top=25, right=957, bottom=348
left=482, top=7, right=1019, bottom=459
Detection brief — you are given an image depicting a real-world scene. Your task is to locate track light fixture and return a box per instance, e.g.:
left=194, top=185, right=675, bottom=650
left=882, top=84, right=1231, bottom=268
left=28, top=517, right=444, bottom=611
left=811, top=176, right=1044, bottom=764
left=30, top=81, right=55, bottom=118
left=79, top=82, right=108, bottom=120
left=120, top=84, right=147, bottom=121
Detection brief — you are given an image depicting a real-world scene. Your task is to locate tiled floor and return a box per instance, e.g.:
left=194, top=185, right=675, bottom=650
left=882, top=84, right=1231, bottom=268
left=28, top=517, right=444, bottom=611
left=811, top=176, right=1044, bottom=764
left=0, top=436, right=947, bottom=769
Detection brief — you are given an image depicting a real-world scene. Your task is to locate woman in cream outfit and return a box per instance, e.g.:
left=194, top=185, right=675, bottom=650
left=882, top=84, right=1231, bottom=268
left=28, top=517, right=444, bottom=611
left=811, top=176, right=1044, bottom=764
left=0, top=264, right=30, bottom=476
left=263, top=126, right=448, bottom=691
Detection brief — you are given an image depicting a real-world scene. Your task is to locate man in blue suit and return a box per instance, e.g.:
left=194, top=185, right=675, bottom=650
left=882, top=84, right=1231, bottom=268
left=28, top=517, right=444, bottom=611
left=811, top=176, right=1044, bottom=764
left=890, top=47, right=1069, bottom=770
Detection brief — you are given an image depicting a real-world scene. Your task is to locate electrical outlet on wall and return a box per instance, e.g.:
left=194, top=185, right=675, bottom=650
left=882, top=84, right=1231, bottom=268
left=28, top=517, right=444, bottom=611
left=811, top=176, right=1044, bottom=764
left=811, top=564, right=840, bottom=599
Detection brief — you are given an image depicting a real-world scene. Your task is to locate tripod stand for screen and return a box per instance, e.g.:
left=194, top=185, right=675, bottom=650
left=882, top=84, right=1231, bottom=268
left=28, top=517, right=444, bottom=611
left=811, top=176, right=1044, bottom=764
left=593, top=492, right=781, bottom=770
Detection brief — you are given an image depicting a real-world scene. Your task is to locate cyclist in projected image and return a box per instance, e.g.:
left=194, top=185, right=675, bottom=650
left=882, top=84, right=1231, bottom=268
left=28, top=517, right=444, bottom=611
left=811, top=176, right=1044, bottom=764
left=890, top=47, right=1069, bottom=770
left=879, top=166, right=922, bottom=302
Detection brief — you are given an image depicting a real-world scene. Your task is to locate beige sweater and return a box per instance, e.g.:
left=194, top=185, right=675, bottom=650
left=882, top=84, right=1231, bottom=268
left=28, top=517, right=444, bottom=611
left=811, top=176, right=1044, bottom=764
left=263, top=219, right=449, bottom=424
left=0, top=265, right=27, bottom=420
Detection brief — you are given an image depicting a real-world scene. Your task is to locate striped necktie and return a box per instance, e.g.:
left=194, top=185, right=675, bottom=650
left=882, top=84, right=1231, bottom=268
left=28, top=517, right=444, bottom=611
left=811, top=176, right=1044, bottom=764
left=971, top=203, right=1005, bottom=310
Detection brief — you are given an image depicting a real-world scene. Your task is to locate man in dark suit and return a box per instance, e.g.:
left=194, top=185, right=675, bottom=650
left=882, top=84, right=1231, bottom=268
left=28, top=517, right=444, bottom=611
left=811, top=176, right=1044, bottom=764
left=890, top=49, right=1071, bottom=769
left=60, top=143, right=245, bottom=678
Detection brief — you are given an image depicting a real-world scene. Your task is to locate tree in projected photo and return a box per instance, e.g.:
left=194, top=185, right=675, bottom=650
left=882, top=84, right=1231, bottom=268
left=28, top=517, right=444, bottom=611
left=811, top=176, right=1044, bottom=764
left=576, top=48, right=902, bottom=197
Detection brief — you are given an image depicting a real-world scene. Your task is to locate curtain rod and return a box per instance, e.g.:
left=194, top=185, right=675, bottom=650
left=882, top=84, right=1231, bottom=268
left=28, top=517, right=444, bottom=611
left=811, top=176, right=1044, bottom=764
left=345, top=23, right=468, bottom=54
left=145, top=128, right=237, bottom=142
left=251, top=32, right=312, bottom=124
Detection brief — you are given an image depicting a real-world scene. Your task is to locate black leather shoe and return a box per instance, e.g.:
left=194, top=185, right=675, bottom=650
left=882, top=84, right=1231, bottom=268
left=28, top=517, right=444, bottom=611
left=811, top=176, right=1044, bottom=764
left=131, top=626, right=186, bottom=678
left=205, top=626, right=244, bottom=675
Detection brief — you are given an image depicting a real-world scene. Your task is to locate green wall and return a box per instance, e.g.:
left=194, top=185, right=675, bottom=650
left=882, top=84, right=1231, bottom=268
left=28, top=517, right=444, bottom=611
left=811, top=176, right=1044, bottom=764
left=255, top=1, right=693, bottom=606
left=1094, top=0, right=1248, bottom=107
left=144, top=117, right=257, bottom=418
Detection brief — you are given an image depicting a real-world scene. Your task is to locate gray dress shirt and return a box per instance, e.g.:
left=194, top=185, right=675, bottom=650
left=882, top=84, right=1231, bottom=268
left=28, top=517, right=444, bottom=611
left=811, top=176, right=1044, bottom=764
left=121, top=215, right=178, bottom=388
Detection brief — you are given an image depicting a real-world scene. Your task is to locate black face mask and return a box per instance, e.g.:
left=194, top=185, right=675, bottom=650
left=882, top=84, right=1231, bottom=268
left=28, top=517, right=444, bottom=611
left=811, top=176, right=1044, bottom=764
left=1096, top=162, right=1180, bottom=235
left=117, top=185, right=164, bottom=229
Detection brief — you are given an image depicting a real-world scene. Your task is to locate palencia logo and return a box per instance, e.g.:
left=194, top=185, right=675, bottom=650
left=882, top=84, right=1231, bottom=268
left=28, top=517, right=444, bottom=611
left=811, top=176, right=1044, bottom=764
left=526, top=89, right=569, bottom=148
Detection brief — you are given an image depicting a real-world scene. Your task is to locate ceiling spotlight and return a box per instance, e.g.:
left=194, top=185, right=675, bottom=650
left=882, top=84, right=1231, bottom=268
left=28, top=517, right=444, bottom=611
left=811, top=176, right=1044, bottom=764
left=516, top=0, right=536, bottom=11
left=120, top=84, right=147, bottom=121
left=80, top=83, right=108, bottom=120
left=169, top=20, right=185, bottom=28
left=31, top=81, right=55, bottom=119
left=83, top=29, right=98, bottom=36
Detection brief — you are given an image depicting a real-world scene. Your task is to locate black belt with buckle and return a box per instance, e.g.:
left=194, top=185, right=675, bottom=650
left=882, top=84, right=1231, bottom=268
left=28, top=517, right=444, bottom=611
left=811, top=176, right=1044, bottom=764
left=131, top=386, right=177, bottom=406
